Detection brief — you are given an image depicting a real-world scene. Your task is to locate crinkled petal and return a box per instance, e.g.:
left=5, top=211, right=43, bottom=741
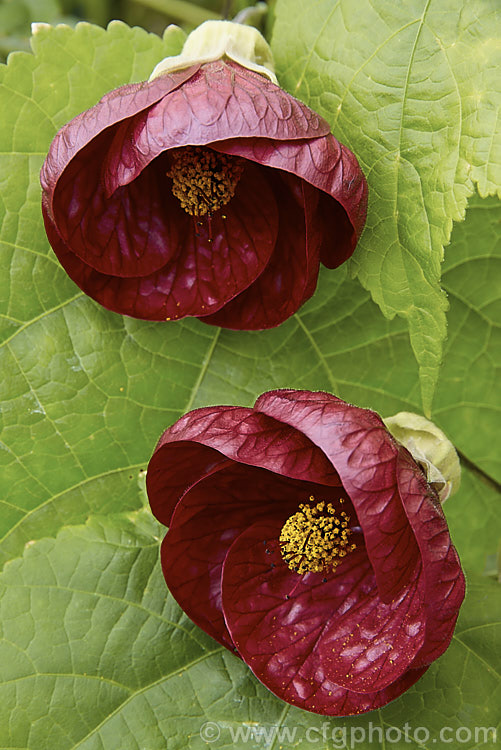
left=162, top=463, right=350, bottom=650
left=147, top=405, right=342, bottom=526
left=221, top=520, right=427, bottom=715
left=253, top=390, right=420, bottom=602
left=396, top=451, right=465, bottom=665
left=41, top=66, right=199, bottom=213
left=48, top=131, right=184, bottom=277
left=214, top=135, right=367, bottom=258
left=201, top=172, right=321, bottom=329
left=42, top=161, right=279, bottom=320
left=103, top=60, right=331, bottom=193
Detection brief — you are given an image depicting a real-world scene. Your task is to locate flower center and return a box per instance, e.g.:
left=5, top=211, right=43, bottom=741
left=279, top=497, right=356, bottom=575
left=167, top=146, right=244, bottom=216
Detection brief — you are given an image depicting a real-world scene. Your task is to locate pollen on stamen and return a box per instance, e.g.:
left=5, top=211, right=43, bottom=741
left=167, top=146, right=244, bottom=217
left=279, top=497, right=356, bottom=575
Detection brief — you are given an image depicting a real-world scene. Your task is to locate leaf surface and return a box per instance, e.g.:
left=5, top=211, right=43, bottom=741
left=272, top=0, right=501, bottom=412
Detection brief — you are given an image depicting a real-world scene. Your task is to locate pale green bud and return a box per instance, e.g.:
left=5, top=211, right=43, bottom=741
left=383, top=412, right=461, bottom=503
left=150, top=20, right=277, bottom=84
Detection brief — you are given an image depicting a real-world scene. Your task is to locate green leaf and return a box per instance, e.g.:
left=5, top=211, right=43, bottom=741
left=271, top=0, right=501, bottom=413
left=0, top=17, right=500, bottom=748
left=436, top=194, right=501, bottom=483
left=0, top=517, right=499, bottom=749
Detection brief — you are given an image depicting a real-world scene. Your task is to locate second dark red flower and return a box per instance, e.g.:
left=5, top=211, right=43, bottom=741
left=147, top=389, right=465, bottom=716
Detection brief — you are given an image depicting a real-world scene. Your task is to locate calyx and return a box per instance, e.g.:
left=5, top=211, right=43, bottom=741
left=150, top=20, right=278, bottom=83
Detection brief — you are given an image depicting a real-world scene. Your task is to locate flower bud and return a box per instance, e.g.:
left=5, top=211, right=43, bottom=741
left=383, top=412, right=461, bottom=502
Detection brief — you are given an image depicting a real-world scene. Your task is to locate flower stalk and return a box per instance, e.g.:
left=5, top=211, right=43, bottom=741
left=130, top=0, right=221, bottom=26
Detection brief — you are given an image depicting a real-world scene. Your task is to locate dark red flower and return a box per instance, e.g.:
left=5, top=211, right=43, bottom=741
left=40, top=52, right=367, bottom=329
left=147, top=389, right=465, bottom=716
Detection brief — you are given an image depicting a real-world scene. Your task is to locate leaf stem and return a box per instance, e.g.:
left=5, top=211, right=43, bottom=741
left=457, top=450, right=501, bottom=495
left=221, top=0, right=233, bottom=19
left=130, top=0, right=221, bottom=25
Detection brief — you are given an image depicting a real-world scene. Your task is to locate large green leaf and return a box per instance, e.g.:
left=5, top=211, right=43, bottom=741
left=0, top=16, right=500, bottom=750
left=271, top=0, right=501, bottom=413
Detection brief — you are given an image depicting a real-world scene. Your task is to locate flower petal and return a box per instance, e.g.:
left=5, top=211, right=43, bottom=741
left=162, top=463, right=348, bottom=650
left=148, top=443, right=231, bottom=527
left=161, top=461, right=241, bottom=650
left=147, top=404, right=342, bottom=526
left=396, top=451, right=465, bottom=665
left=214, top=135, right=367, bottom=259
left=103, top=60, right=331, bottom=193
left=200, top=173, right=321, bottom=329
left=42, top=161, right=279, bottom=319
left=221, top=520, right=427, bottom=715
left=47, top=132, right=184, bottom=277
left=253, top=390, right=421, bottom=602
left=41, top=67, right=199, bottom=213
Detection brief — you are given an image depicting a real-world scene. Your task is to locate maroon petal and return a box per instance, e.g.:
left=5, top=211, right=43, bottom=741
left=161, top=461, right=240, bottom=650
left=41, top=66, right=199, bottom=214
left=103, top=60, right=331, bottom=193
left=42, top=161, right=279, bottom=320
left=147, top=443, right=231, bottom=527
left=201, top=172, right=321, bottom=329
left=162, top=463, right=349, bottom=650
left=147, top=405, right=342, bottom=526
left=221, top=520, right=427, bottom=715
left=48, top=131, right=184, bottom=277
left=254, top=390, right=421, bottom=603
left=214, top=135, right=367, bottom=260
left=396, top=451, right=465, bottom=665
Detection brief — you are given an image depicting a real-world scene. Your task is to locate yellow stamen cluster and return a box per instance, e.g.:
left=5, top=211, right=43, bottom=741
left=167, top=146, right=244, bottom=216
left=279, top=497, right=356, bottom=575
